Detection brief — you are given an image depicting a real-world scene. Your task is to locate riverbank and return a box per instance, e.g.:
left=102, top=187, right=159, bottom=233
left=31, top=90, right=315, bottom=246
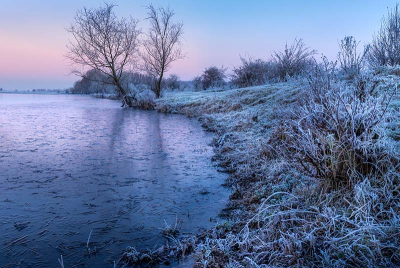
left=155, top=83, right=305, bottom=266
left=155, top=70, right=400, bottom=267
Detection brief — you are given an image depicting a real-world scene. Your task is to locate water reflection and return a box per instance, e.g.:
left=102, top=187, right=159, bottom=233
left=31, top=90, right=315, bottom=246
left=0, top=93, right=229, bottom=267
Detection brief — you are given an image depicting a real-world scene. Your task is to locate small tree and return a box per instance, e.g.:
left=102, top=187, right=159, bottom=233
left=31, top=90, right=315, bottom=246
left=142, top=5, right=184, bottom=98
left=66, top=4, right=140, bottom=107
left=273, top=38, right=316, bottom=81
left=369, top=3, right=400, bottom=67
left=192, top=76, right=203, bottom=91
left=338, top=36, right=368, bottom=79
left=201, top=66, right=227, bottom=90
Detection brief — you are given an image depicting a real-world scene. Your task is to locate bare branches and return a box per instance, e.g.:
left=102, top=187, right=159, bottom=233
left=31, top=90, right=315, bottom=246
left=273, top=38, right=317, bottom=81
left=338, top=36, right=368, bottom=79
left=141, top=5, right=184, bottom=98
left=271, top=60, right=398, bottom=189
left=66, top=3, right=141, bottom=106
left=368, top=3, right=400, bottom=67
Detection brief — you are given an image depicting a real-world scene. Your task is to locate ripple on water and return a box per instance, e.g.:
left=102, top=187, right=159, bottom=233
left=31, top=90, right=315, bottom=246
left=0, top=93, right=230, bottom=267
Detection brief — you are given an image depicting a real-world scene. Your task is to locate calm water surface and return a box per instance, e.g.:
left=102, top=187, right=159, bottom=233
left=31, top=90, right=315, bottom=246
left=0, top=93, right=229, bottom=267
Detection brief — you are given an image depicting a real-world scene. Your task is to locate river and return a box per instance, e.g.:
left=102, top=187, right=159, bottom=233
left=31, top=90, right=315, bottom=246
left=0, top=93, right=229, bottom=267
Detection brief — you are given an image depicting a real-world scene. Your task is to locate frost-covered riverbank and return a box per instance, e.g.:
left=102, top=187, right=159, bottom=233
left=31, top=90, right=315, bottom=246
left=155, top=67, right=400, bottom=267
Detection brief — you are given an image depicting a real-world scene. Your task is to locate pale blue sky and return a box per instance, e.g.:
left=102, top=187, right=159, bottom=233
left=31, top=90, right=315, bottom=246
left=0, top=0, right=398, bottom=90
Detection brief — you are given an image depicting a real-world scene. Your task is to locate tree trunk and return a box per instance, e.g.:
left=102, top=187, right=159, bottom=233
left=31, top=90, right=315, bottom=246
left=155, top=70, right=164, bottom=98
left=115, top=81, right=132, bottom=107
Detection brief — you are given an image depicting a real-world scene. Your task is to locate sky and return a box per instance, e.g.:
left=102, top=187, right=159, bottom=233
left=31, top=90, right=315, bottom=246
left=0, top=0, right=399, bottom=90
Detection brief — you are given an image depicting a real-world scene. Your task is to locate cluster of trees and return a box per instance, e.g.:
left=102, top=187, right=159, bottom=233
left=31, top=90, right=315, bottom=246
left=192, top=66, right=227, bottom=91
left=192, top=38, right=316, bottom=90
left=66, top=3, right=184, bottom=106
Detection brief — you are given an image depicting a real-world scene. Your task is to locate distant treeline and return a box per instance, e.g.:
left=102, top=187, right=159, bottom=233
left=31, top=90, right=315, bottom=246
left=31, top=89, right=66, bottom=93
left=0, top=88, right=66, bottom=93
left=68, top=69, right=191, bottom=95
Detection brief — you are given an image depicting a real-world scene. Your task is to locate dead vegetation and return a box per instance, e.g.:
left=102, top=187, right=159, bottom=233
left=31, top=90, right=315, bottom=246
left=155, top=65, right=400, bottom=267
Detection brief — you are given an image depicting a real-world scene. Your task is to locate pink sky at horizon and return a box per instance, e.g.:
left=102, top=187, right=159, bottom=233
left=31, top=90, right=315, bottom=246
left=0, top=0, right=399, bottom=90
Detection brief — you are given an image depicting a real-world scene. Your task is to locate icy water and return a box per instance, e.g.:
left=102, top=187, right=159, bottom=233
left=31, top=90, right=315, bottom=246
left=0, top=93, right=229, bottom=267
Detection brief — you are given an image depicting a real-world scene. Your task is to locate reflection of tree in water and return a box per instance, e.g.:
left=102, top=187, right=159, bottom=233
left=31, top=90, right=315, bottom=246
left=108, top=108, right=128, bottom=150
left=131, top=111, right=169, bottom=178
left=145, top=111, right=169, bottom=189
left=107, top=109, right=170, bottom=179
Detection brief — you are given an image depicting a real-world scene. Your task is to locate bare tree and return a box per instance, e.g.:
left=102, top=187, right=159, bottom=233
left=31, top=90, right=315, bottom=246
left=142, top=5, right=184, bottom=98
left=201, top=66, right=227, bottom=90
left=192, top=76, right=203, bottom=91
left=369, top=3, right=400, bottom=67
left=66, top=3, right=141, bottom=107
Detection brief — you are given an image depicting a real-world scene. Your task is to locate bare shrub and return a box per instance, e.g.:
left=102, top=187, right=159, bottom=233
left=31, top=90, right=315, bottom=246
left=231, top=56, right=277, bottom=88
left=272, top=58, right=397, bottom=189
left=272, top=38, right=316, bottom=81
left=201, top=66, right=227, bottom=90
left=338, top=36, right=369, bottom=79
left=369, top=3, right=400, bottom=67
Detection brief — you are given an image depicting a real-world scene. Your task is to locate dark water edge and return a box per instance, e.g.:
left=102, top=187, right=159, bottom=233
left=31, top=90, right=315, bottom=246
left=0, top=93, right=230, bottom=267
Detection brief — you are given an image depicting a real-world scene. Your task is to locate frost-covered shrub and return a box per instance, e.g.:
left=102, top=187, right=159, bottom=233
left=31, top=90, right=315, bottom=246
left=272, top=58, right=398, bottom=189
left=231, top=56, right=277, bottom=88
left=128, top=83, right=156, bottom=109
left=272, top=38, right=316, bottom=81
left=338, top=36, right=368, bottom=80
left=201, top=66, right=227, bottom=90
left=369, top=3, right=400, bottom=67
